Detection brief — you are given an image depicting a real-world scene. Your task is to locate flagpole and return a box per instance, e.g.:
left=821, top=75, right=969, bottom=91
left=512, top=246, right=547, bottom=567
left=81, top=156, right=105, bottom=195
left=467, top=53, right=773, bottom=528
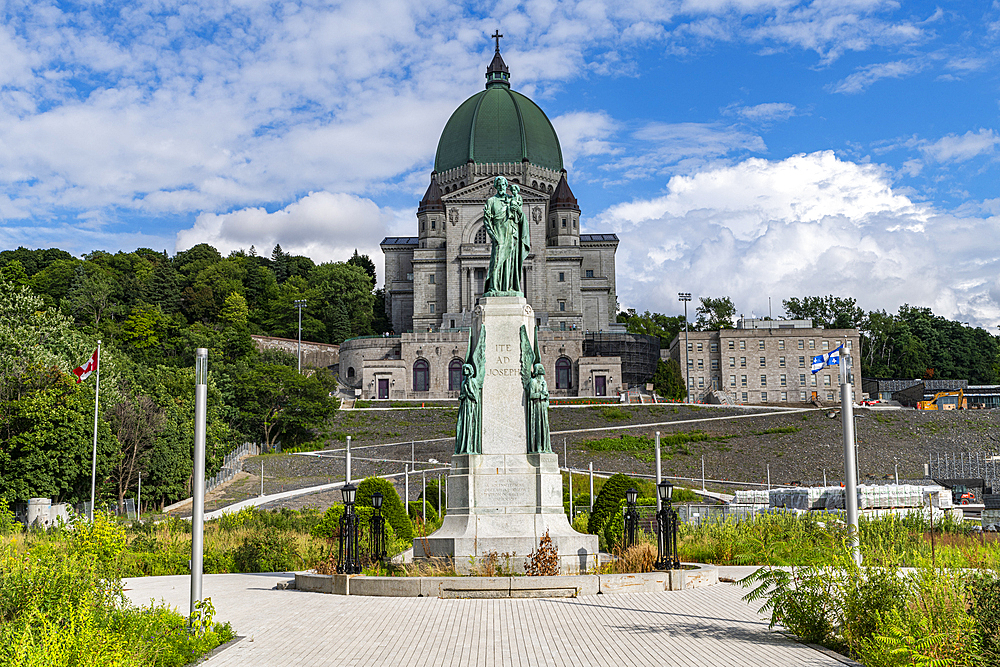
left=840, top=350, right=861, bottom=566
left=89, top=340, right=102, bottom=522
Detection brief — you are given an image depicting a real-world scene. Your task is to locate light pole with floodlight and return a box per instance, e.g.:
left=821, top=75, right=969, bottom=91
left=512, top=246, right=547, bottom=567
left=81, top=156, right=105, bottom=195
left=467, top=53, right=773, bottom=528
left=293, top=299, right=307, bottom=372
left=679, top=293, right=692, bottom=403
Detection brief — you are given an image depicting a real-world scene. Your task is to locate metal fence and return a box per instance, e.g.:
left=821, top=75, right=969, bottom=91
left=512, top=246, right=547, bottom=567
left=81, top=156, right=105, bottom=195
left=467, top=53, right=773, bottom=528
left=207, top=442, right=260, bottom=492
left=929, top=451, right=1000, bottom=491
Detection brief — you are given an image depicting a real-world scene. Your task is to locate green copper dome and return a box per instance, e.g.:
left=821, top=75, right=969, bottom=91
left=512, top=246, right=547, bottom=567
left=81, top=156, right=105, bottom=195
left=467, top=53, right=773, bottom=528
left=434, top=65, right=564, bottom=173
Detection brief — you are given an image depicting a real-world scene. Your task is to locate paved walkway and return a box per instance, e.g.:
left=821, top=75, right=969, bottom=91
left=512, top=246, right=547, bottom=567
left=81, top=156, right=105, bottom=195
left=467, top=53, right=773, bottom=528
left=123, top=573, right=853, bottom=666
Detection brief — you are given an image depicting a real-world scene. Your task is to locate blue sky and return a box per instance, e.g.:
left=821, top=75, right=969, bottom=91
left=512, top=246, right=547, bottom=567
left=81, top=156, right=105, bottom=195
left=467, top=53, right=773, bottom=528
left=2, top=0, right=1000, bottom=326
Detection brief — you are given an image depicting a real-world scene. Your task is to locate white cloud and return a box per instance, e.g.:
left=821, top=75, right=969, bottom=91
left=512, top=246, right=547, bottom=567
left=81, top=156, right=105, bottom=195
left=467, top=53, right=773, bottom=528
left=596, top=151, right=1000, bottom=327
left=176, top=192, right=407, bottom=285
left=724, top=102, right=797, bottom=123
left=828, top=60, right=923, bottom=94
left=917, top=129, right=1000, bottom=163
left=551, top=111, right=620, bottom=168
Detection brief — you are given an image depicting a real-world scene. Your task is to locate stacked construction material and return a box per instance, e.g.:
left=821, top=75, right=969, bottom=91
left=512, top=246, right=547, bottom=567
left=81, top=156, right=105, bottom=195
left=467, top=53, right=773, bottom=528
left=752, top=484, right=952, bottom=511
left=734, top=489, right=769, bottom=505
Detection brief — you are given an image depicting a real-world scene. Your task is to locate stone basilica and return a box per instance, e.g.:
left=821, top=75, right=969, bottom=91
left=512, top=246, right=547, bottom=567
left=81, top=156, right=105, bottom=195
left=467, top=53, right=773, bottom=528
left=339, top=44, right=656, bottom=400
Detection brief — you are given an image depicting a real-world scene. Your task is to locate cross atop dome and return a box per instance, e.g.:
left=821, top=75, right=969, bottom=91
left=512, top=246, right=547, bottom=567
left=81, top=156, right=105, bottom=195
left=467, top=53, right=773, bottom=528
left=485, top=30, right=510, bottom=88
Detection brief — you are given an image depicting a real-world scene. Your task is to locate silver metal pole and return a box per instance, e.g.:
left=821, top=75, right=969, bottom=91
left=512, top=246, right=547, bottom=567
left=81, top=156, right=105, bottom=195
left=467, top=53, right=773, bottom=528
left=438, top=474, right=442, bottom=516
left=683, top=297, right=691, bottom=403
left=297, top=304, right=302, bottom=371
left=655, top=432, right=662, bottom=511
left=346, top=435, right=352, bottom=483
left=569, top=469, right=573, bottom=518
left=191, top=348, right=209, bottom=618
left=411, top=441, right=415, bottom=466
left=404, top=464, right=409, bottom=510
left=137, top=474, right=141, bottom=521
left=823, top=469, right=827, bottom=486
left=840, top=353, right=861, bottom=566
left=895, top=464, right=899, bottom=485
left=589, top=462, right=594, bottom=513
left=422, top=469, right=426, bottom=522
left=260, top=460, right=264, bottom=497
left=89, top=340, right=102, bottom=521
left=767, top=464, right=771, bottom=490
left=702, top=455, right=706, bottom=492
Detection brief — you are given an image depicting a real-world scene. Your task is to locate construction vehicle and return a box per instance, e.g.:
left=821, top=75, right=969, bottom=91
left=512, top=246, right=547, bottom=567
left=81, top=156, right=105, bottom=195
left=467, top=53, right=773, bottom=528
left=918, top=389, right=966, bottom=410
left=952, top=484, right=976, bottom=505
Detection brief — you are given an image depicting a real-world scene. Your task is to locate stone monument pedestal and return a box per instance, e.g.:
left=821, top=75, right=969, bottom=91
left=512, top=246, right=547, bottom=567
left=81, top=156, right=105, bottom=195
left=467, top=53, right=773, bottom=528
left=414, top=296, right=598, bottom=574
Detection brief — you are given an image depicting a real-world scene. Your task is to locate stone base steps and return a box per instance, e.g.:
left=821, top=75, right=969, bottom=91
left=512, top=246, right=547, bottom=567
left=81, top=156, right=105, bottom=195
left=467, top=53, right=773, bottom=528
left=295, top=564, right=718, bottom=598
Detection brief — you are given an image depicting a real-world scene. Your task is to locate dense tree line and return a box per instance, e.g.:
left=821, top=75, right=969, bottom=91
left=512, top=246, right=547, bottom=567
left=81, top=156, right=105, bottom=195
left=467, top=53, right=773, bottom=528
left=0, top=242, right=389, bottom=510
left=619, top=294, right=1000, bottom=398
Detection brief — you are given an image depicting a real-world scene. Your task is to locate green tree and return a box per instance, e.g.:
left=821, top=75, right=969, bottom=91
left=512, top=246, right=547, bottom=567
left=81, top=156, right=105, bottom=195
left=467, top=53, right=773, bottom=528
left=652, top=358, right=685, bottom=400
left=587, top=473, right=635, bottom=535
left=235, top=363, right=337, bottom=449
left=347, top=250, right=377, bottom=285
left=783, top=295, right=865, bottom=330
left=694, top=297, right=735, bottom=331
left=617, top=310, right=685, bottom=347
left=221, top=293, right=249, bottom=327
left=0, top=260, right=29, bottom=289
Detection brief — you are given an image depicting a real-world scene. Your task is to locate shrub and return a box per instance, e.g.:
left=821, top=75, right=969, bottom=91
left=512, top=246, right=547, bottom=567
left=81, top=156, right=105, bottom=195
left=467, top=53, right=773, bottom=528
left=408, top=500, right=439, bottom=524
left=587, top=473, right=634, bottom=534
left=233, top=527, right=300, bottom=572
left=419, top=478, right=446, bottom=513
left=356, top=477, right=412, bottom=542
left=525, top=531, right=559, bottom=576
left=0, top=497, right=20, bottom=535
left=71, top=511, right=128, bottom=570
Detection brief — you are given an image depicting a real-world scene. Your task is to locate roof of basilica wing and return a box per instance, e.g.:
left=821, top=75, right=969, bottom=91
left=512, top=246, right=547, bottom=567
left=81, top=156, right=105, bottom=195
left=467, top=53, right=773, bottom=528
left=549, top=171, right=579, bottom=212
left=417, top=174, right=444, bottom=214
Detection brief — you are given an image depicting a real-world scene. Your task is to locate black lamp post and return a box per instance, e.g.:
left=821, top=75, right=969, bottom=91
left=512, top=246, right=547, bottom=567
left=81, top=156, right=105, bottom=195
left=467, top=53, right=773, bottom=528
left=369, top=491, right=386, bottom=563
left=624, top=487, right=639, bottom=549
left=655, top=480, right=680, bottom=570
left=338, top=483, right=362, bottom=574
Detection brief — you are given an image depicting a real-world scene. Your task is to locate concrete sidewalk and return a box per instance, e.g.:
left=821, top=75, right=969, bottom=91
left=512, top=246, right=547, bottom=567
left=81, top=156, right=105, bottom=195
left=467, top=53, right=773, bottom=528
left=123, top=572, right=854, bottom=667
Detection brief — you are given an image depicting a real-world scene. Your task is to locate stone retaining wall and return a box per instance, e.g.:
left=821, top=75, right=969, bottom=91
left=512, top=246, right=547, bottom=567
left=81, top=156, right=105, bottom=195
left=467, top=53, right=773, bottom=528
left=295, top=564, right=717, bottom=598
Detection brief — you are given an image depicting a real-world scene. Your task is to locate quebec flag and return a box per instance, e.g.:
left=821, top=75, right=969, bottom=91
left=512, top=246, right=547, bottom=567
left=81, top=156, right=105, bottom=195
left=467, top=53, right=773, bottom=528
left=811, top=346, right=843, bottom=374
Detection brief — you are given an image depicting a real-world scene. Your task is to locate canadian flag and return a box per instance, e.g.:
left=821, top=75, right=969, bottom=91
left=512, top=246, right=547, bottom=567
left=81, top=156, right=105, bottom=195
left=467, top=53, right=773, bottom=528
left=73, top=348, right=99, bottom=383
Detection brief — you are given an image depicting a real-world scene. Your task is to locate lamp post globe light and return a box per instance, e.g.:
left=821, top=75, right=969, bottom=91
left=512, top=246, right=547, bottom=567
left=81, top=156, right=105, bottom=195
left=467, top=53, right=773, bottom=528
left=369, top=491, right=386, bottom=563
left=678, top=293, right=691, bottom=404
left=293, top=299, right=307, bottom=372
left=655, top=480, right=680, bottom=570
left=624, top=487, right=639, bottom=550
left=338, top=483, right=362, bottom=574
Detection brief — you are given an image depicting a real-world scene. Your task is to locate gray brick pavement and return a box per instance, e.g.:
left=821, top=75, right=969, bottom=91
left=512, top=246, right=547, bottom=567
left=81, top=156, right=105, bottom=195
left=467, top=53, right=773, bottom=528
left=123, top=573, right=847, bottom=666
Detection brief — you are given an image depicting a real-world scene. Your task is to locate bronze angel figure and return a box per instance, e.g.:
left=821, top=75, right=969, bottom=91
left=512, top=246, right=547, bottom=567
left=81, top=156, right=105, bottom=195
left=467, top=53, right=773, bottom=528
left=455, top=325, right=486, bottom=455
left=519, top=324, right=552, bottom=454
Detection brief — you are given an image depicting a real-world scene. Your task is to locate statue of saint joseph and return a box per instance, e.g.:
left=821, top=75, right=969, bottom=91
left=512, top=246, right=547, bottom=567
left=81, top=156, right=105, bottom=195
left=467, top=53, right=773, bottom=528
left=482, top=176, right=529, bottom=295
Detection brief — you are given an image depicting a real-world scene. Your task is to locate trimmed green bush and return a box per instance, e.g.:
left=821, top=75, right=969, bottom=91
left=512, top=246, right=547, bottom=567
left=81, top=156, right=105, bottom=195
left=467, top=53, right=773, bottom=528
left=587, top=473, right=635, bottom=534
left=408, top=500, right=439, bottom=524
left=232, top=527, right=300, bottom=572
left=356, top=477, right=413, bottom=542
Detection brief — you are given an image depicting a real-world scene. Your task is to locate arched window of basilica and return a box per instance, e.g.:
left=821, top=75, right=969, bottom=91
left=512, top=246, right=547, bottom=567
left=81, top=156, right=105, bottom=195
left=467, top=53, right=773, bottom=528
left=556, top=357, right=572, bottom=390
left=474, top=226, right=488, bottom=244
left=413, top=359, right=430, bottom=392
left=448, top=359, right=463, bottom=391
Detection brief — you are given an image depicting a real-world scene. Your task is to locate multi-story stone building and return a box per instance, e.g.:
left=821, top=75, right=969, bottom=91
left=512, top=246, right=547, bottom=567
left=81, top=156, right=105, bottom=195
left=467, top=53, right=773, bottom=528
left=340, top=44, right=641, bottom=400
left=666, top=318, right=861, bottom=405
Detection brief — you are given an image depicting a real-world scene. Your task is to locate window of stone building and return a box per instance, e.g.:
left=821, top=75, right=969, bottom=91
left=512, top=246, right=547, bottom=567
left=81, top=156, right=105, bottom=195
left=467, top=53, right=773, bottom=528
left=688, top=359, right=693, bottom=368
left=698, top=377, right=704, bottom=388
left=421, top=221, right=425, bottom=231
left=809, top=340, right=815, bottom=349
left=556, top=357, right=572, bottom=389
left=759, top=357, right=766, bottom=367
left=448, top=359, right=463, bottom=391
left=586, top=269, right=594, bottom=278
left=475, top=226, right=488, bottom=244
left=560, top=321, right=566, bottom=331
left=431, top=220, right=436, bottom=230
left=742, top=392, right=749, bottom=402
left=799, top=356, right=805, bottom=367
left=780, top=375, right=786, bottom=387
left=551, top=219, right=556, bottom=229
left=688, top=342, right=693, bottom=352
left=822, top=340, right=829, bottom=350
left=413, top=360, right=430, bottom=392
left=778, top=340, right=784, bottom=350
left=759, top=340, right=765, bottom=350
left=558, top=272, right=565, bottom=282
left=711, top=359, right=719, bottom=370
left=573, top=219, right=577, bottom=228
left=827, top=392, right=834, bottom=401
left=760, top=375, right=767, bottom=387
left=779, top=357, right=785, bottom=368
left=729, top=357, right=735, bottom=367
left=781, top=392, right=787, bottom=401
left=697, top=359, right=704, bottom=370
left=811, top=375, right=817, bottom=387
left=741, top=375, right=747, bottom=387
left=562, top=218, right=567, bottom=228
left=799, top=374, right=806, bottom=386
left=798, top=339, right=804, bottom=349
left=429, top=274, right=435, bottom=284
left=761, top=392, right=768, bottom=402
left=710, top=342, right=718, bottom=352
left=429, top=303, right=435, bottom=313
left=728, top=341, right=734, bottom=349
left=730, top=375, right=736, bottom=387
left=347, top=367, right=355, bottom=378
left=824, top=375, right=831, bottom=386
left=559, top=301, right=566, bottom=312
left=800, top=391, right=807, bottom=401
left=739, top=340, right=746, bottom=350
left=697, top=342, right=703, bottom=351
left=740, top=357, right=746, bottom=367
